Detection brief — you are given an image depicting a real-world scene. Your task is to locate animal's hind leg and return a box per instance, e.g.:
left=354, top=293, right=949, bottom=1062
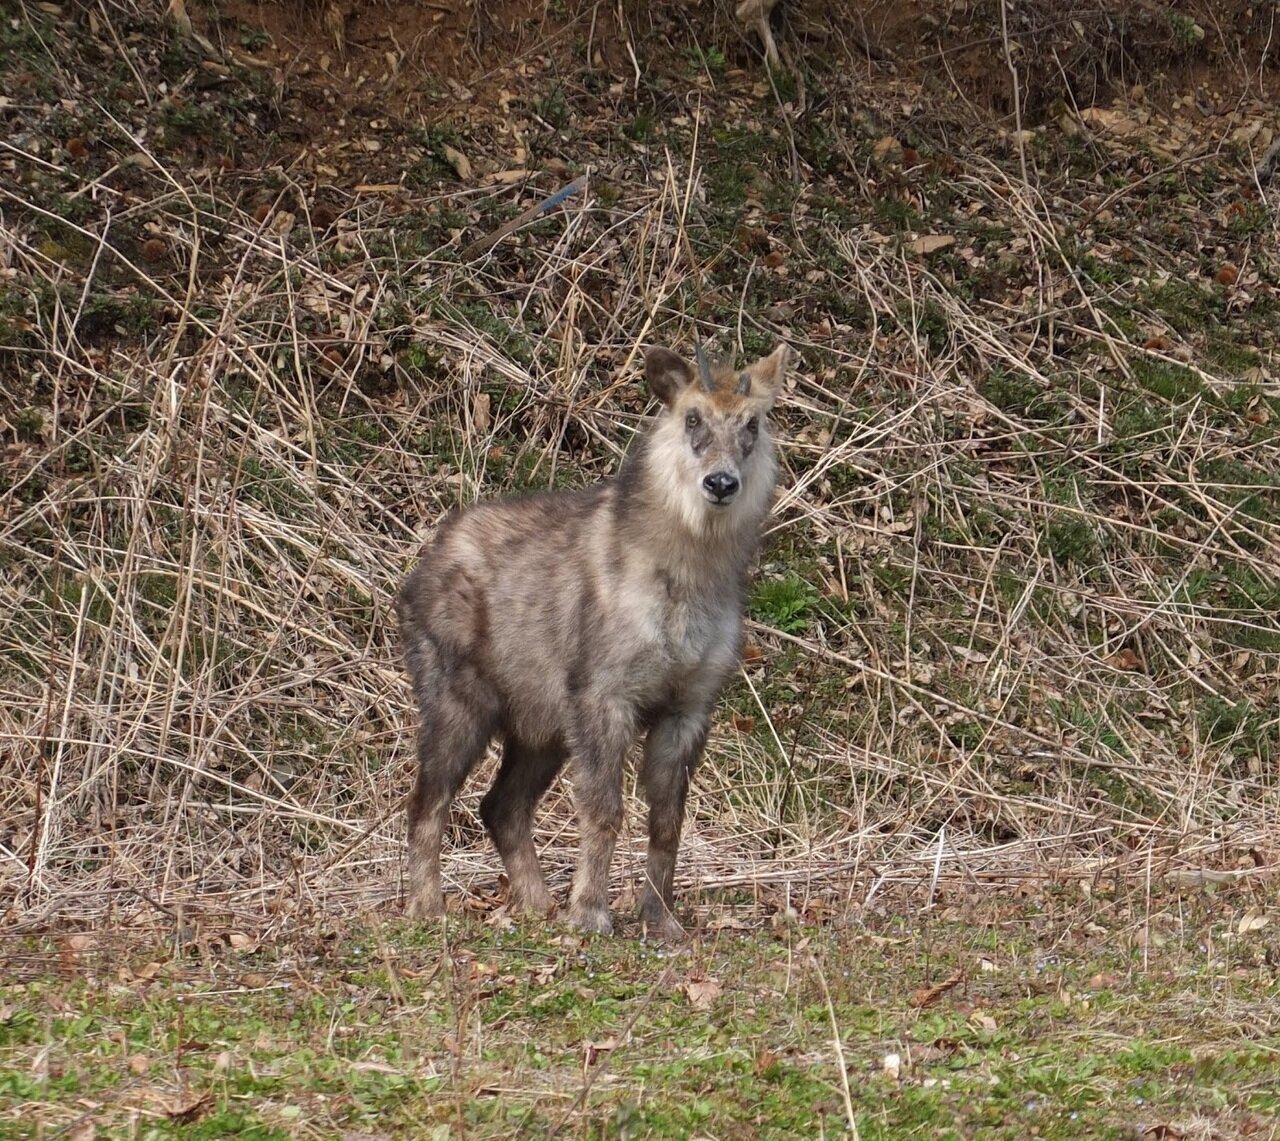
left=480, top=739, right=566, bottom=915
left=405, top=684, right=494, bottom=919
left=638, top=713, right=710, bottom=940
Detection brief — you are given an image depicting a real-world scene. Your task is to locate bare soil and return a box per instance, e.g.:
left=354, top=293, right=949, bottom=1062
left=198, top=0, right=1280, bottom=133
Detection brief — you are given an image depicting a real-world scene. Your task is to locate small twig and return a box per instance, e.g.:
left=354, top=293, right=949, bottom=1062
left=998, top=0, right=1029, bottom=187
left=548, top=962, right=679, bottom=1137
left=810, top=954, right=860, bottom=1139
left=462, top=174, right=588, bottom=260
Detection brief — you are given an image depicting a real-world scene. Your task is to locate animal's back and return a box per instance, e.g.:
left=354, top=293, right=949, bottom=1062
left=398, top=483, right=616, bottom=745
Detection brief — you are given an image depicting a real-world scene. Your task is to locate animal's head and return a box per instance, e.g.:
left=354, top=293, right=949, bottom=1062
left=643, top=343, right=789, bottom=531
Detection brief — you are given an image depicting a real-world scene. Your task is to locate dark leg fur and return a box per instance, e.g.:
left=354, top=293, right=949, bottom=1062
left=638, top=713, right=710, bottom=940
left=480, top=739, right=566, bottom=915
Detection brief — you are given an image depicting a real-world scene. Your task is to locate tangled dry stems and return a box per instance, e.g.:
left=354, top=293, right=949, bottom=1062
left=2, top=5, right=1278, bottom=934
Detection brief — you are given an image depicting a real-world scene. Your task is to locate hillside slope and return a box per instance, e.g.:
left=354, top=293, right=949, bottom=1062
left=2, top=0, right=1277, bottom=931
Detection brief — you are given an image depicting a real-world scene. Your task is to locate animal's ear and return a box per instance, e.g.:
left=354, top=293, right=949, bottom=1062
left=644, top=347, right=695, bottom=406
left=740, top=344, right=790, bottom=409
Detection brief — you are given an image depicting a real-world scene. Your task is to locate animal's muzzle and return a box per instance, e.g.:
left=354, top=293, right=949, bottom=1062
left=702, top=471, right=740, bottom=504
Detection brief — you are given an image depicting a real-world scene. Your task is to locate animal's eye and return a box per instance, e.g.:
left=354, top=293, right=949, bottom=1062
left=685, top=412, right=701, bottom=430
left=746, top=417, right=759, bottom=435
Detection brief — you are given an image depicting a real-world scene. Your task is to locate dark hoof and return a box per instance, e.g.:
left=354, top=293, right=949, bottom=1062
left=566, top=905, right=614, bottom=936
left=641, top=910, right=687, bottom=943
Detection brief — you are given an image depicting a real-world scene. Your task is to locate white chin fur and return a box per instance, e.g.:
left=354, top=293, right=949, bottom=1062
left=646, top=420, right=773, bottom=539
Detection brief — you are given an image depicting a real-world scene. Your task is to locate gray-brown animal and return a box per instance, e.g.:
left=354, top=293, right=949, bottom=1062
left=397, top=342, right=790, bottom=938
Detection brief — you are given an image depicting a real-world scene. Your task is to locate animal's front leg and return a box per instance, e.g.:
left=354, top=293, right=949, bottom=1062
left=638, top=712, right=710, bottom=940
left=566, top=702, right=633, bottom=935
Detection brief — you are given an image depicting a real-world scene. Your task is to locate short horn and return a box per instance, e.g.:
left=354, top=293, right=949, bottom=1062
left=694, top=340, right=715, bottom=394
left=736, top=370, right=751, bottom=395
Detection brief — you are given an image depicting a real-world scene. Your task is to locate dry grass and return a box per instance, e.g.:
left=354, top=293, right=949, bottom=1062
left=2, top=0, right=1278, bottom=937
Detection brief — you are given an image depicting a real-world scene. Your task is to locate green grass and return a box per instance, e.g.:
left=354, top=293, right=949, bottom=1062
left=3, top=889, right=1276, bottom=1138
left=751, top=573, right=820, bottom=634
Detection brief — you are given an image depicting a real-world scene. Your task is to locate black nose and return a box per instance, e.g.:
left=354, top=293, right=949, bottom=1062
left=703, top=471, right=740, bottom=502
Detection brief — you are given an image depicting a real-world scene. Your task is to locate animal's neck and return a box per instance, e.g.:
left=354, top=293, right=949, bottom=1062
left=641, top=485, right=763, bottom=595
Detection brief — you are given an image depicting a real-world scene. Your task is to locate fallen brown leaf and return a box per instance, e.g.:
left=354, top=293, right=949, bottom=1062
left=164, top=1092, right=213, bottom=1124
left=349, top=1060, right=401, bottom=1074
left=683, top=976, right=722, bottom=1010
left=906, top=234, right=956, bottom=255
left=1106, top=648, right=1142, bottom=671
left=1238, top=907, right=1269, bottom=934
left=872, top=136, right=903, bottom=163
left=442, top=145, right=472, bottom=181
left=472, top=393, right=491, bottom=434
left=583, top=1035, right=619, bottom=1066
left=910, top=969, right=964, bottom=1008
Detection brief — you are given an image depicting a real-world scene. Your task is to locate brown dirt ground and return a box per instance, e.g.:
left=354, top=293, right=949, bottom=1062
left=195, top=0, right=1280, bottom=138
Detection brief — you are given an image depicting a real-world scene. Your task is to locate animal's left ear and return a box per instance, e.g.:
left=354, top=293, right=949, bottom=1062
left=740, top=344, right=790, bottom=409
left=644, top=347, right=695, bottom=407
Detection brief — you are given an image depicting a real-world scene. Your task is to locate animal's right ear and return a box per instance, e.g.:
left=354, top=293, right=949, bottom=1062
left=740, top=343, right=790, bottom=409
left=644, top=347, right=695, bottom=407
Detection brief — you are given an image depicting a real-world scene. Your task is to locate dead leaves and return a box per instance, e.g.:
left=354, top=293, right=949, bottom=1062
left=159, top=1091, right=215, bottom=1125
left=872, top=135, right=903, bottom=165
left=909, top=968, right=965, bottom=1009
left=1073, top=103, right=1192, bottom=160
left=683, top=974, right=723, bottom=1011
left=1214, top=262, right=1240, bottom=286
left=1237, top=906, right=1269, bottom=935
left=470, top=392, right=492, bottom=434
left=582, top=1035, right=620, bottom=1067
left=1106, top=648, right=1143, bottom=672
left=58, top=933, right=97, bottom=978
left=440, top=144, right=472, bottom=181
